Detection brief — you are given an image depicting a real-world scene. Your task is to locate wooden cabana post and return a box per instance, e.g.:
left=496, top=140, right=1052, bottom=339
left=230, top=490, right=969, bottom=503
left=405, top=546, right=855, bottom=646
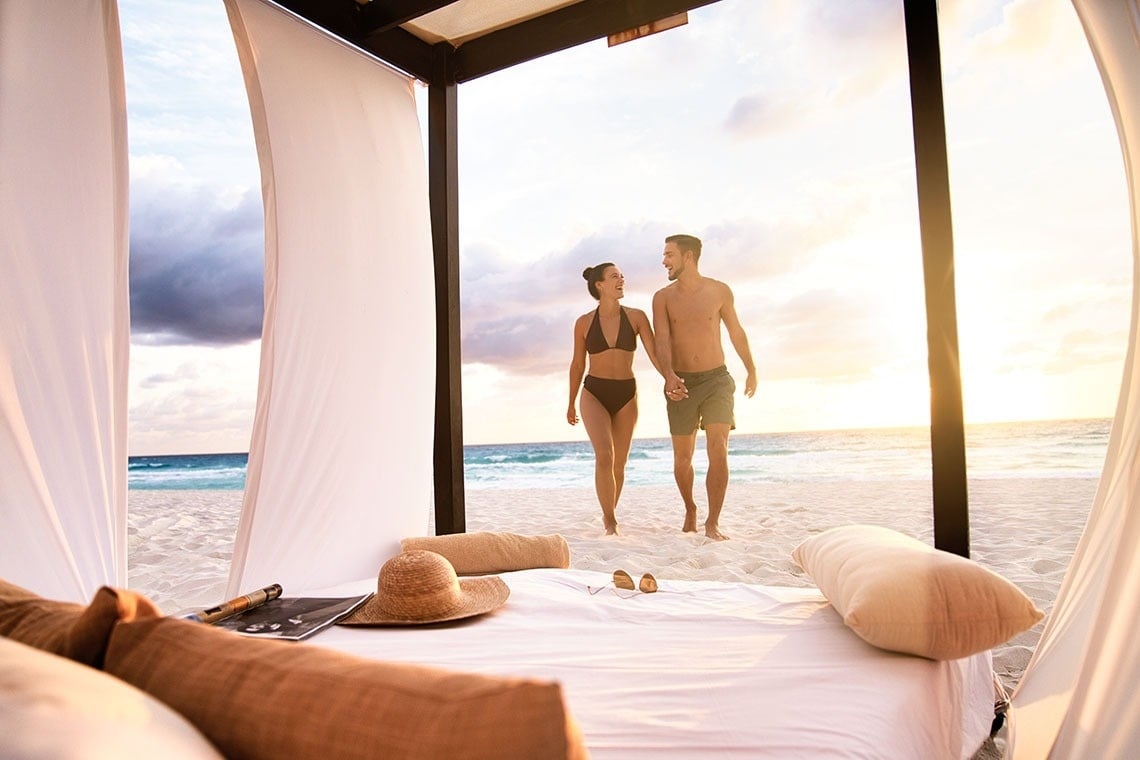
left=428, top=41, right=465, bottom=535
left=903, top=0, right=970, bottom=557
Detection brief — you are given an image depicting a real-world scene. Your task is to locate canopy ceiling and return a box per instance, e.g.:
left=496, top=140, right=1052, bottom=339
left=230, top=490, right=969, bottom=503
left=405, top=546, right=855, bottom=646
left=275, top=0, right=720, bottom=82
left=401, top=0, right=584, bottom=46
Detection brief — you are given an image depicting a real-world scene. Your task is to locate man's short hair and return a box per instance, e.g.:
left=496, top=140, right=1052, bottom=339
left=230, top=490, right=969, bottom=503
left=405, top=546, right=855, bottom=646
left=666, top=234, right=702, bottom=261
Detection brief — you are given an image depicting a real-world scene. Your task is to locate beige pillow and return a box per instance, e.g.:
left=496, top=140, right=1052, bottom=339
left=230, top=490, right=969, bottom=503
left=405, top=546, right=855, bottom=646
left=792, top=524, right=1044, bottom=660
left=105, top=616, right=588, bottom=759
left=0, top=635, right=222, bottom=759
left=0, top=578, right=161, bottom=666
left=401, top=532, right=571, bottom=575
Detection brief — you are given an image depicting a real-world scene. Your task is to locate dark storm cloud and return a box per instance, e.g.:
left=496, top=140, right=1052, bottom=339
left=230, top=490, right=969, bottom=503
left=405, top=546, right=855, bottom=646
left=129, top=183, right=264, bottom=346
left=125, top=179, right=859, bottom=374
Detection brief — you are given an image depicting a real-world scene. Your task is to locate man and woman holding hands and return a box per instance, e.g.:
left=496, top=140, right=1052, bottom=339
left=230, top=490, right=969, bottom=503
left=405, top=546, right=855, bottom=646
left=567, top=234, right=756, bottom=540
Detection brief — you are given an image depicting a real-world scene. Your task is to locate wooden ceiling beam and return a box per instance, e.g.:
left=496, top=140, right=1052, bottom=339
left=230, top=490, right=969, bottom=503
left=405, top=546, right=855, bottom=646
left=270, top=0, right=362, bottom=39
left=280, top=0, right=726, bottom=84
left=357, top=0, right=455, bottom=36
left=453, top=0, right=723, bottom=82
left=357, top=26, right=436, bottom=81
left=270, top=0, right=434, bottom=80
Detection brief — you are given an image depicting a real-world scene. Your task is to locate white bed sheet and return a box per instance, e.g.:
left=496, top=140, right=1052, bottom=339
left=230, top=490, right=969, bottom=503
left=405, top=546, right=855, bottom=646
left=308, top=569, right=994, bottom=759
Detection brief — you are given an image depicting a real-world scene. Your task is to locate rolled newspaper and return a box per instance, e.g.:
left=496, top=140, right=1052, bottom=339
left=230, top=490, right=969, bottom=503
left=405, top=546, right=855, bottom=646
left=179, top=583, right=283, bottom=624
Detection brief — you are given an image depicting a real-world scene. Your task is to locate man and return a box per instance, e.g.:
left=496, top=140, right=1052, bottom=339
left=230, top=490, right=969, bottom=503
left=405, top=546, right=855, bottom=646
left=652, top=234, right=756, bottom=540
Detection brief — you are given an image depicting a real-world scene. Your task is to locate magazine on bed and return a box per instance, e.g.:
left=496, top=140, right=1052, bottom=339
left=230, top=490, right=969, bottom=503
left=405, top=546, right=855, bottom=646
left=209, top=594, right=374, bottom=641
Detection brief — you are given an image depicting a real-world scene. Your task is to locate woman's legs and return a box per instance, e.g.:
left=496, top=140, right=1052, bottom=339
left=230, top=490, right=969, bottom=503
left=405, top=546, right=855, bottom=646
left=610, top=394, right=638, bottom=509
left=580, top=389, right=620, bottom=534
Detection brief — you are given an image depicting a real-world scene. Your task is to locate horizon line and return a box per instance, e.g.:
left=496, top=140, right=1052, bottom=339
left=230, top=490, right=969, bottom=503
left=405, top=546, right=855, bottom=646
left=127, top=415, right=1112, bottom=458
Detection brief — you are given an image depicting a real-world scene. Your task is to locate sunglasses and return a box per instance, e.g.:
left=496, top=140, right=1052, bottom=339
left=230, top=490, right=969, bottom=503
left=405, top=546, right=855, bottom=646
left=588, top=569, right=658, bottom=596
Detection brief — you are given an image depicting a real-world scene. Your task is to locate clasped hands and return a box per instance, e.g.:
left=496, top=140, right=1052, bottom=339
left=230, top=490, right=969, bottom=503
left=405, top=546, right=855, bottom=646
left=664, top=377, right=688, bottom=401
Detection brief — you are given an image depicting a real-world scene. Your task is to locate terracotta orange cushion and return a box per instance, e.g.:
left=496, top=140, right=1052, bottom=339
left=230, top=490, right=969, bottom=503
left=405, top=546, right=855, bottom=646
left=0, top=578, right=160, bottom=666
left=105, top=616, right=588, bottom=759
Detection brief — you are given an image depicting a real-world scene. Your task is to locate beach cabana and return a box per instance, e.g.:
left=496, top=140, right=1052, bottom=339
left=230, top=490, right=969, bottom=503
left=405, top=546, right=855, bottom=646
left=269, top=0, right=974, bottom=558
left=2, top=0, right=1140, bottom=757
left=205, top=0, right=978, bottom=602
left=0, top=0, right=967, bottom=600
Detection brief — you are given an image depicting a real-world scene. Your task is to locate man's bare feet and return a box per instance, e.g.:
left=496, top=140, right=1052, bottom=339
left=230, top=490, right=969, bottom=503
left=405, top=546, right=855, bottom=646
left=704, top=523, right=729, bottom=541
left=682, top=506, right=698, bottom=533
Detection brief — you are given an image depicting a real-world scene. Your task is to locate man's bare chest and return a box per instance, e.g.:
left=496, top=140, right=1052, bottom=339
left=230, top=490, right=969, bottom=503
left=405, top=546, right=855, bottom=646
left=667, top=296, right=721, bottom=326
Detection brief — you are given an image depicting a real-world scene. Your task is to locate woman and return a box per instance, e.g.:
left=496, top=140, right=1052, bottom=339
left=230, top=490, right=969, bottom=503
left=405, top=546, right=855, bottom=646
left=568, top=262, right=662, bottom=535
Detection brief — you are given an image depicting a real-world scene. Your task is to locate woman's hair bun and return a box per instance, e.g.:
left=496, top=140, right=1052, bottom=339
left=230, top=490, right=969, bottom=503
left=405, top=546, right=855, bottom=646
left=582, top=266, right=593, bottom=280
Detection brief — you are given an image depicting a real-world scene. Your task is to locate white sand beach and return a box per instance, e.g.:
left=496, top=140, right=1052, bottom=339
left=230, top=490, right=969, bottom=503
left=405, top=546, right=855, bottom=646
left=129, top=476, right=1095, bottom=688
left=128, top=476, right=1096, bottom=758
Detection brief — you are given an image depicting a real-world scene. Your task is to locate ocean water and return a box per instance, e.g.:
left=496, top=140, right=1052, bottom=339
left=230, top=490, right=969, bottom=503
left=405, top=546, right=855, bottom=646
left=129, top=418, right=1111, bottom=491
left=129, top=451, right=251, bottom=490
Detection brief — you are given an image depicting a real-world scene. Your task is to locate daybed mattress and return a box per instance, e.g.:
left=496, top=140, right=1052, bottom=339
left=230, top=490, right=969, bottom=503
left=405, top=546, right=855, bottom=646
left=311, top=568, right=994, bottom=759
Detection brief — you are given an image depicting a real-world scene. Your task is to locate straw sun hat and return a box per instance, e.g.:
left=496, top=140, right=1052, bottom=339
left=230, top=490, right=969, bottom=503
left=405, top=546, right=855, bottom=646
left=340, top=549, right=509, bottom=626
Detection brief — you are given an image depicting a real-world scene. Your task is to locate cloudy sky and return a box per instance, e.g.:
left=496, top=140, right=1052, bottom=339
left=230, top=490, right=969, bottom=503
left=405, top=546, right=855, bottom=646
left=118, top=0, right=1130, bottom=454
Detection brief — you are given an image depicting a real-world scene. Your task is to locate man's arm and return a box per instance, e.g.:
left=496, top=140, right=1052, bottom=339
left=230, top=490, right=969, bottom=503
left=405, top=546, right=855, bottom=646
left=720, top=286, right=757, bottom=398
left=652, top=289, right=687, bottom=396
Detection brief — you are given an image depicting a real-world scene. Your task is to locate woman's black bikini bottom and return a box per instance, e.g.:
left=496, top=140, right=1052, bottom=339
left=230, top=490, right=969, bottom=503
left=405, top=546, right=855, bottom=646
left=583, top=376, right=636, bottom=417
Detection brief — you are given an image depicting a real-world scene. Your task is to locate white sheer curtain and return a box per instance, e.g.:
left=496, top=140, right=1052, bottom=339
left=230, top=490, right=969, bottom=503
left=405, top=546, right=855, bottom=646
left=0, top=0, right=130, bottom=603
left=1009, top=1, right=1140, bottom=756
left=223, top=0, right=435, bottom=597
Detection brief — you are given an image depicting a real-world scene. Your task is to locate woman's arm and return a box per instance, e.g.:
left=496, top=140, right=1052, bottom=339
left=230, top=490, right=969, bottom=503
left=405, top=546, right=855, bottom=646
left=630, top=308, right=665, bottom=377
left=567, top=315, right=588, bottom=425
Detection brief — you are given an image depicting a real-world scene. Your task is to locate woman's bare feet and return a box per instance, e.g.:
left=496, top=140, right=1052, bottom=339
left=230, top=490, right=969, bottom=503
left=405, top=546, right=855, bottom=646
left=704, top=522, right=729, bottom=541
left=604, top=518, right=621, bottom=536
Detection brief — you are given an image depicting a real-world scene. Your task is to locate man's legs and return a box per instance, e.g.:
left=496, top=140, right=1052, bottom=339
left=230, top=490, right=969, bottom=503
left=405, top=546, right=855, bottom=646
left=703, top=423, right=731, bottom=541
left=670, top=432, right=699, bottom=532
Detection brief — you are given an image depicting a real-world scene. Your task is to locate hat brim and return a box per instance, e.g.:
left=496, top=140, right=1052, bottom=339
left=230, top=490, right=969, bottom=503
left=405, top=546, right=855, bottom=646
left=338, top=576, right=510, bottom=627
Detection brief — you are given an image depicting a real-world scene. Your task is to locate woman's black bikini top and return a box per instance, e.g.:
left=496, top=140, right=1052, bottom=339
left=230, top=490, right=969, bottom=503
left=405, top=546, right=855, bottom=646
left=586, top=307, right=637, bottom=354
